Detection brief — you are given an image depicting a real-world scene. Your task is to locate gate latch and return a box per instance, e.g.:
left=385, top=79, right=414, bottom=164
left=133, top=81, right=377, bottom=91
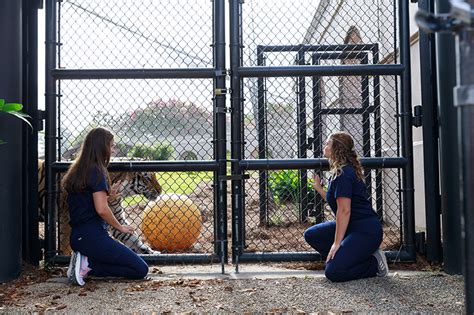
left=412, top=105, right=422, bottom=127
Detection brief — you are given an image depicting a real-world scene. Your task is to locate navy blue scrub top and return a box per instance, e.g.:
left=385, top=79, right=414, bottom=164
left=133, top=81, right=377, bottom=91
left=67, top=166, right=109, bottom=227
left=326, top=165, right=377, bottom=221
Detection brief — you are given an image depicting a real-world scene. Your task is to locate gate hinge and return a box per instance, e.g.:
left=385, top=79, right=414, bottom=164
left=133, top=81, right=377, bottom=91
left=412, top=105, right=422, bottom=127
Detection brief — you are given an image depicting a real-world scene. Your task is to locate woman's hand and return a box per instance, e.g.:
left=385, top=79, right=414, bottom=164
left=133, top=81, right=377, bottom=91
left=108, top=180, right=123, bottom=201
left=119, top=224, right=134, bottom=234
left=312, top=174, right=323, bottom=190
left=326, top=242, right=341, bottom=263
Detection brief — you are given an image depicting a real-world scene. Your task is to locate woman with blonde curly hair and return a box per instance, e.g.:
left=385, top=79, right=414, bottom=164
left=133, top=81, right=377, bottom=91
left=304, top=131, right=388, bottom=282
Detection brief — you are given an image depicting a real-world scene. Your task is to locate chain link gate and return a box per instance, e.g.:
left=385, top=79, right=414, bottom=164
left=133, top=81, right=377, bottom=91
left=44, top=0, right=415, bottom=269
left=44, top=0, right=228, bottom=268
left=229, top=0, right=415, bottom=266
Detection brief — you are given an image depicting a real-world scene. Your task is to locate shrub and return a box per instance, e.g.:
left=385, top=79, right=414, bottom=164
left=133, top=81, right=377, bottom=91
left=129, top=143, right=174, bottom=160
left=268, top=170, right=316, bottom=204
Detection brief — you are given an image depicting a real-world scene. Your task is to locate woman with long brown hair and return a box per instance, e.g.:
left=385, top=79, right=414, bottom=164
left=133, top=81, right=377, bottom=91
left=62, top=127, right=148, bottom=286
left=304, top=131, right=388, bottom=282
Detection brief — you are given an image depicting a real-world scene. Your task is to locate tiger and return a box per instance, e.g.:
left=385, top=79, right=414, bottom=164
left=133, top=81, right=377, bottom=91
left=38, top=159, right=163, bottom=255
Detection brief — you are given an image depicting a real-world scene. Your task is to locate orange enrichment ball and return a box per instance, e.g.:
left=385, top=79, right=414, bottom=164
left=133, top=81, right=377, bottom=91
left=141, top=194, right=202, bottom=252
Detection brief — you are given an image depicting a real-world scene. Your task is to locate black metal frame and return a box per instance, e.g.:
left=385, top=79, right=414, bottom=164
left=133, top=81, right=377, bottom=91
left=43, top=0, right=416, bottom=269
left=44, top=0, right=228, bottom=268
left=229, top=0, right=416, bottom=264
left=254, top=44, right=385, bottom=225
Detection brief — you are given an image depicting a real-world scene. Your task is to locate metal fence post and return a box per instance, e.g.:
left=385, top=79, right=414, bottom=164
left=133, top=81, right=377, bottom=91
left=213, top=0, right=228, bottom=268
left=0, top=0, right=23, bottom=283
left=435, top=0, right=463, bottom=274
left=399, top=0, right=416, bottom=260
left=452, top=1, right=474, bottom=311
left=418, top=0, right=443, bottom=263
left=45, top=0, right=58, bottom=262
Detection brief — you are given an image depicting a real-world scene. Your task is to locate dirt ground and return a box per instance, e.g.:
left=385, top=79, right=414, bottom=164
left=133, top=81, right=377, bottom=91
left=0, top=259, right=464, bottom=314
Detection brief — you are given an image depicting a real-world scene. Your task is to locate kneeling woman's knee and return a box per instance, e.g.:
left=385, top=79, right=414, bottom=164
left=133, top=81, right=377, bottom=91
left=325, top=264, right=346, bottom=283
left=136, top=261, right=149, bottom=279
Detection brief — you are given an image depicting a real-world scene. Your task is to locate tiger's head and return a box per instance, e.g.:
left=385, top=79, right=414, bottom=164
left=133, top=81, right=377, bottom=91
left=110, top=170, right=162, bottom=200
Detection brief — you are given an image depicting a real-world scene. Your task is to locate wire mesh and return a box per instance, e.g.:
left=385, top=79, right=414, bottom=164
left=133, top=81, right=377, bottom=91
left=240, top=0, right=402, bottom=254
left=54, top=0, right=217, bottom=257
left=48, top=0, right=407, bottom=261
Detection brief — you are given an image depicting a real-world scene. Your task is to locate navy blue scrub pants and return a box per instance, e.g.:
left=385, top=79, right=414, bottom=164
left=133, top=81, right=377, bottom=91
left=304, top=217, right=382, bottom=282
left=70, top=220, right=148, bottom=279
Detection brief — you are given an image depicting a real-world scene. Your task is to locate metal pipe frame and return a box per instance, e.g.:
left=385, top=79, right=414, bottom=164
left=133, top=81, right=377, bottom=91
left=418, top=0, right=442, bottom=263
left=51, top=68, right=217, bottom=80
left=238, top=250, right=409, bottom=263
left=53, top=254, right=220, bottom=265
left=238, top=64, right=405, bottom=78
left=398, top=0, right=416, bottom=261
left=240, top=157, right=408, bottom=171
left=213, top=0, right=228, bottom=268
left=51, top=161, right=219, bottom=172
left=44, top=0, right=58, bottom=262
left=22, top=0, right=41, bottom=266
left=435, top=0, right=463, bottom=274
left=230, top=0, right=245, bottom=264
left=453, top=0, right=474, bottom=311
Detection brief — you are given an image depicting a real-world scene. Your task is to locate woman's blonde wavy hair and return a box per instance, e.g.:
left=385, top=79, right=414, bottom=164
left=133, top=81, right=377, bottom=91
left=327, top=131, right=364, bottom=181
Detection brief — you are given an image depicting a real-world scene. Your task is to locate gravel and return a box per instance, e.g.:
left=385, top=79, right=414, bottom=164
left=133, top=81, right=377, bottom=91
left=0, top=264, right=465, bottom=314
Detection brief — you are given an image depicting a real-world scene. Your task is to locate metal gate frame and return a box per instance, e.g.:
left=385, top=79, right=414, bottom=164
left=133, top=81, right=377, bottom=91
left=229, top=0, right=416, bottom=265
left=44, top=0, right=228, bottom=270
left=44, top=0, right=416, bottom=269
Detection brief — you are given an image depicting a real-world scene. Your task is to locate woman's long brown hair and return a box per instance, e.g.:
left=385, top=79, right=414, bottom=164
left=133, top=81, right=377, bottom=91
left=328, top=131, right=364, bottom=181
left=62, top=127, right=114, bottom=193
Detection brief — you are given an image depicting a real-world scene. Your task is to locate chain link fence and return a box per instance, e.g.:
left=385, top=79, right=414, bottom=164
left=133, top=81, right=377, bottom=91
left=240, top=0, right=403, bottom=254
left=45, top=0, right=410, bottom=263
left=53, top=0, right=217, bottom=257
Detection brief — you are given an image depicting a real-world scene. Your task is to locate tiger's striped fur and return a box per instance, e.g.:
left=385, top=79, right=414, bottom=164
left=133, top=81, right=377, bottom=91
left=38, top=159, right=162, bottom=255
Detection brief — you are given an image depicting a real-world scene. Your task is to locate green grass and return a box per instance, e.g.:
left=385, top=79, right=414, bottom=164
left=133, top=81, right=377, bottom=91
left=123, top=171, right=214, bottom=206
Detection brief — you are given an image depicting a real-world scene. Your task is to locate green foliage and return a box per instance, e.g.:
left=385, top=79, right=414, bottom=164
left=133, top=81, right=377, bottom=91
left=128, top=143, right=174, bottom=160
left=0, top=99, right=32, bottom=144
left=268, top=170, right=316, bottom=204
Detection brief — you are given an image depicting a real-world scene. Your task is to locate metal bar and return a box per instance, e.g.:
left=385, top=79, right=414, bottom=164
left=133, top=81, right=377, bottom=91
left=240, top=157, right=408, bottom=171
left=361, top=55, right=372, bottom=204
left=453, top=0, right=474, bottom=311
left=435, top=0, right=463, bottom=274
left=313, top=52, right=368, bottom=60
left=319, top=106, right=377, bottom=115
left=237, top=250, right=413, bottom=263
left=311, top=55, right=324, bottom=223
left=238, top=252, right=322, bottom=262
left=257, top=46, right=268, bottom=226
left=44, top=0, right=58, bottom=263
left=54, top=254, right=220, bottom=265
left=297, top=50, right=308, bottom=222
left=258, top=44, right=378, bottom=52
left=0, top=0, right=23, bottom=283
left=418, top=0, right=442, bottom=263
left=51, top=161, right=219, bottom=172
left=51, top=68, right=217, bottom=80
left=238, top=64, right=405, bottom=78
left=399, top=0, right=416, bottom=261
left=22, top=0, right=41, bottom=266
left=372, top=45, right=384, bottom=223
left=229, top=0, right=245, bottom=264
left=213, top=0, right=228, bottom=269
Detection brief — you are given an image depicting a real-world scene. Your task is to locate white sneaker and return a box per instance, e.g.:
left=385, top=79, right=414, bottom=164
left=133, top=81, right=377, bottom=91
left=67, top=251, right=83, bottom=285
left=66, top=251, right=76, bottom=279
left=73, top=252, right=86, bottom=286
left=373, top=249, right=389, bottom=277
